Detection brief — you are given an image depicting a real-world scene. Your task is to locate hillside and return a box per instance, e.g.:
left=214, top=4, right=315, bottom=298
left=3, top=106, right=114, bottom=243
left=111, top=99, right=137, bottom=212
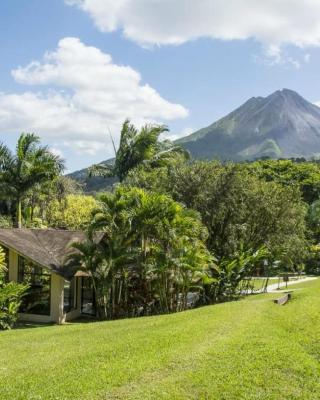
left=1, top=279, right=320, bottom=399
left=177, top=89, right=320, bottom=160
left=68, top=89, right=320, bottom=190
left=68, top=159, right=116, bottom=193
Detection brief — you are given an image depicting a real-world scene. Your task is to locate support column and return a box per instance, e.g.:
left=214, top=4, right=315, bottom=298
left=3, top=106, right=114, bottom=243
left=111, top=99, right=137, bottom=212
left=8, top=249, right=18, bottom=282
left=51, top=273, right=65, bottom=324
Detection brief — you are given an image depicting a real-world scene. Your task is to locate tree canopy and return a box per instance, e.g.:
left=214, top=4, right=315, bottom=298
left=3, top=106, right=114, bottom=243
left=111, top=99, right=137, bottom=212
left=127, top=161, right=308, bottom=268
left=89, top=120, right=189, bottom=182
left=0, top=130, right=318, bottom=322
left=70, top=186, right=211, bottom=319
left=0, top=133, right=64, bottom=227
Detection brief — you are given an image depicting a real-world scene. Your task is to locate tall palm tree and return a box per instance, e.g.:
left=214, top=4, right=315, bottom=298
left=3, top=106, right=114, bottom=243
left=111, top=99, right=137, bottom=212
left=89, top=120, right=189, bottom=182
left=0, top=133, right=64, bottom=227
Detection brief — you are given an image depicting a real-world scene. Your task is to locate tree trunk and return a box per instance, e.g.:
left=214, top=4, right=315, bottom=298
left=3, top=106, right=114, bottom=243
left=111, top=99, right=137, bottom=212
left=15, top=198, right=22, bottom=228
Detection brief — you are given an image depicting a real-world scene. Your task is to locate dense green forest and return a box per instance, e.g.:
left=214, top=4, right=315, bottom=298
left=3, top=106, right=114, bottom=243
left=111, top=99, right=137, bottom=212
left=1, top=123, right=320, bottom=323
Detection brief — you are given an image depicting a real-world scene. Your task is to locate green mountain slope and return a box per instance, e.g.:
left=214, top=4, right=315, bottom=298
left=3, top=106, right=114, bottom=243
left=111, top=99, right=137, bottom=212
left=68, top=159, right=116, bottom=192
left=177, top=89, right=320, bottom=160
left=69, top=89, right=320, bottom=190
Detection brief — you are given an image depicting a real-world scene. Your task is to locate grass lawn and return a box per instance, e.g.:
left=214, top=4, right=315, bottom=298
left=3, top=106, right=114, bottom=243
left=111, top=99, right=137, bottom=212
left=1, top=279, right=320, bottom=400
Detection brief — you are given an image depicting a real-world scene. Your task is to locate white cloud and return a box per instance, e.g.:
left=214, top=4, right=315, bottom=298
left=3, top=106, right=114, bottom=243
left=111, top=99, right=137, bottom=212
left=0, top=37, right=188, bottom=155
left=67, top=0, right=320, bottom=64
left=66, top=0, right=320, bottom=47
left=253, top=44, right=301, bottom=69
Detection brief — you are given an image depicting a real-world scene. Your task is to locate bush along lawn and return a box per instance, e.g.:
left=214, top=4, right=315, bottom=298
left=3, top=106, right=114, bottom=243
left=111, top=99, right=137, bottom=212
left=0, top=278, right=319, bottom=400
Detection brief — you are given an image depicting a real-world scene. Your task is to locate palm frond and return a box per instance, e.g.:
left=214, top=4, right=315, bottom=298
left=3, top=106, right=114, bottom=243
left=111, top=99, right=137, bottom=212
left=16, top=133, right=40, bottom=161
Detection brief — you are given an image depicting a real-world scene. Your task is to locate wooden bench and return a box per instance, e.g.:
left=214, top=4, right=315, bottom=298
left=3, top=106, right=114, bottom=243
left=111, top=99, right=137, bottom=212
left=273, top=292, right=292, bottom=305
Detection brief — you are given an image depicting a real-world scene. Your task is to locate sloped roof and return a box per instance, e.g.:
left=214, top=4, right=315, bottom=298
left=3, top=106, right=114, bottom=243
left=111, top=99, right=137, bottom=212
left=0, top=228, right=104, bottom=279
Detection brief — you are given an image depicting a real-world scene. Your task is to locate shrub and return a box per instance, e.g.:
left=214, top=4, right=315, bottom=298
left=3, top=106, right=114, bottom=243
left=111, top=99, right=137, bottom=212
left=0, top=247, right=28, bottom=330
left=0, top=215, right=13, bottom=228
left=46, top=194, right=98, bottom=230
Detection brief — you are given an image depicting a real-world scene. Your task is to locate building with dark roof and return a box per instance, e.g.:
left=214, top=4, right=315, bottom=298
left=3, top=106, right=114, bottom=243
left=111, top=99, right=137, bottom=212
left=0, top=228, right=102, bottom=324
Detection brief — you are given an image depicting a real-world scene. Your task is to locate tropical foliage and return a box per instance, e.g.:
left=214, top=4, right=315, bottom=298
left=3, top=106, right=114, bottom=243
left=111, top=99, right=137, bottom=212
left=46, top=194, right=98, bottom=230
left=69, top=187, right=211, bottom=319
left=128, top=161, right=308, bottom=267
left=0, top=247, right=28, bottom=330
left=0, top=133, right=64, bottom=227
left=203, top=245, right=270, bottom=303
left=244, top=159, right=320, bottom=204
left=1, top=126, right=320, bottom=323
left=89, top=119, right=189, bottom=182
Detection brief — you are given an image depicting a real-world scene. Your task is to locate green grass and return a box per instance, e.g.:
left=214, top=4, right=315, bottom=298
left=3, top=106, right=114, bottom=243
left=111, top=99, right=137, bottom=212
left=1, top=279, right=320, bottom=400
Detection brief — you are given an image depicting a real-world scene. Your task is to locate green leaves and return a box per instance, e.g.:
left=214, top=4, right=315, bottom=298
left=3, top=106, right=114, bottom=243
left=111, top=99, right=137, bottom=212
left=152, top=160, right=308, bottom=267
left=0, top=246, right=6, bottom=281
left=46, top=194, right=98, bottom=230
left=0, top=132, right=65, bottom=226
left=245, top=159, right=320, bottom=204
left=89, top=119, right=188, bottom=182
left=0, top=246, right=28, bottom=330
left=204, top=245, right=270, bottom=302
left=69, top=186, right=211, bottom=319
left=0, top=281, right=29, bottom=330
left=88, top=163, right=114, bottom=178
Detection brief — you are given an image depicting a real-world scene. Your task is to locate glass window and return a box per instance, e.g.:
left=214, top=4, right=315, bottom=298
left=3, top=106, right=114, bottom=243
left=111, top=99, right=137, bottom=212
left=81, top=277, right=96, bottom=316
left=18, top=256, right=51, bottom=315
left=64, top=278, right=77, bottom=313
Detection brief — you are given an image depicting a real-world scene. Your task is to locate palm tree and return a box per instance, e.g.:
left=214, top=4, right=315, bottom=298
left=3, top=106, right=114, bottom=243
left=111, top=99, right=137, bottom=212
left=89, top=120, right=189, bottom=182
left=94, top=187, right=211, bottom=315
left=69, top=211, right=134, bottom=319
left=0, top=133, right=64, bottom=227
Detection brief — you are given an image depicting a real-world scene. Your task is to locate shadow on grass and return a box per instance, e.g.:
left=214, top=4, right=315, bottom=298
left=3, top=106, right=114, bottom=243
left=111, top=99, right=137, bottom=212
left=14, top=321, right=55, bottom=330
left=14, top=316, right=101, bottom=329
left=67, top=316, right=101, bottom=324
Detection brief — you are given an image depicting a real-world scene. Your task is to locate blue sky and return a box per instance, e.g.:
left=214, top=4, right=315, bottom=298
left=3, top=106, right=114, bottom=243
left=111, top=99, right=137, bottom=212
left=1, top=0, right=320, bottom=172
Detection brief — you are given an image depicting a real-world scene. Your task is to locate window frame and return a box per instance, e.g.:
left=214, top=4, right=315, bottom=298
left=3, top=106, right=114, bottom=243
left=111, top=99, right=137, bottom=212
left=64, top=277, right=77, bottom=313
left=18, top=255, right=51, bottom=316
